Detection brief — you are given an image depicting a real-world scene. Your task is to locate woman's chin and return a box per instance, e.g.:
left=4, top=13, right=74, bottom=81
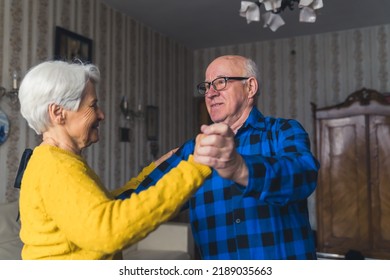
left=89, top=131, right=100, bottom=144
left=91, top=136, right=99, bottom=144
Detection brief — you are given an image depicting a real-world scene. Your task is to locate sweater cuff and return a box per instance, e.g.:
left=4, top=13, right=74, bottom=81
left=187, top=155, right=212, bottom=178
left=142, top=161, right=156, bottom=173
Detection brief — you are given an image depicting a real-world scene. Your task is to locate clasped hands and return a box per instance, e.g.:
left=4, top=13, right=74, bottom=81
left=194, top=123, right=248, bottom=186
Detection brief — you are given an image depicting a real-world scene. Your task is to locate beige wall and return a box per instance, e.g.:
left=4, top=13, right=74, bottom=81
left=0, top=0, right=195, bottom=203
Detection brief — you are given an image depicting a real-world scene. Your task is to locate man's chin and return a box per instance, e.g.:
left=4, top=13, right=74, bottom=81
left=210, top=114, right=225, bottom=124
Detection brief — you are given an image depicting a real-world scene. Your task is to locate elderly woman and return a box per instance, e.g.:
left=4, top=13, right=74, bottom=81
left=17, top=60, right=211, bottom=260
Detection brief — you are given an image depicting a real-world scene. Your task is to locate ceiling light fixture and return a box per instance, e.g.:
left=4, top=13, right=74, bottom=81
left=239, top=0, right=324, bottom=32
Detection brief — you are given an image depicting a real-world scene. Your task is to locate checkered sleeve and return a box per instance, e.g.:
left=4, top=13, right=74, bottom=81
left=243, top=118, right=319, bottom=205
left=135, top=140, right=195, bottom=193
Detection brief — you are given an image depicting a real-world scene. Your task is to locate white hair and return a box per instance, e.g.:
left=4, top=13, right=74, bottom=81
left=18, top=60, right=100, bottom=135
left=243, top=57, right=260, bottom=81
left=243, top=57, right=261, bottom=97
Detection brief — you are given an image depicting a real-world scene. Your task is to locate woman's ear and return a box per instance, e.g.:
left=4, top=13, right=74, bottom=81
left=48, top=104, right=65, bottom=125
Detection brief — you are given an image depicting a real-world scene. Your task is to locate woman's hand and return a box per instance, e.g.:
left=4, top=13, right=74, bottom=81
left=154, top=147, right=178, bottom=167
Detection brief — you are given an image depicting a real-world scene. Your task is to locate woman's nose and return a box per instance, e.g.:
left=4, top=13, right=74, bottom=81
left=98, top=108, right=105, bottom=120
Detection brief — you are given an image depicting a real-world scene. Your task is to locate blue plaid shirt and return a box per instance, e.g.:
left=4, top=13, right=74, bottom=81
left=121, top=107, right=320, bottom=259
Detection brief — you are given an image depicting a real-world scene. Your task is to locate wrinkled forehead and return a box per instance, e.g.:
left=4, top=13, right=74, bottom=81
left=205, top=56, right=246, bottom=80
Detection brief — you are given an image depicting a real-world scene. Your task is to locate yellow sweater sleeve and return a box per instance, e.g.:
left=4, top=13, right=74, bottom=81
left=110, top=162, right=156, bottom=198
left=19, top=146, right=210, bottom=260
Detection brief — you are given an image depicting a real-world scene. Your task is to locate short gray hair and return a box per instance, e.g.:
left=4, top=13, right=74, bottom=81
left=18, top=60, right=100, bottom=135
left=243, top=57, right=260, bottom=97
left=243, top=57, right=260, bottom=81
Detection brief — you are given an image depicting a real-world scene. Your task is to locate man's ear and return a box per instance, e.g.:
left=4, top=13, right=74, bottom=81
left=47, top=104, right=65, bottom=125
left=247, top=77, right=258, bottom=99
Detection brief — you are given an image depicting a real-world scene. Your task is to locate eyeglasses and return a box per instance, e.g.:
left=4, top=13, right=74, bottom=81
left=196, top=76, right=250, bottom=95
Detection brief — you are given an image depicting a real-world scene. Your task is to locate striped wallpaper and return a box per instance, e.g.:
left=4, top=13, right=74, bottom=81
left=0, top=0, right=195, bottom=203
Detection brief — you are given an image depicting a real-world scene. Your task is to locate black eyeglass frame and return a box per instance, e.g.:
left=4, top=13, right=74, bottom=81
left=196, top=76, right=250, bottom=95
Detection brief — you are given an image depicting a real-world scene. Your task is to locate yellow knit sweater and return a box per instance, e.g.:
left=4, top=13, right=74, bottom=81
left=19, top=145, right=211, bottom=260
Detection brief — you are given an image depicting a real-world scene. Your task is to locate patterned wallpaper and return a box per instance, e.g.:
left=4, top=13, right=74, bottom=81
left=0, top=0, right=195, bottom=203
left=194, top=24, right=390, bottom=139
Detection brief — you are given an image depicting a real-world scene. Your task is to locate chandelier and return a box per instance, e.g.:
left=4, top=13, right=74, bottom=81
left=239, top=0, right=324, bottom=32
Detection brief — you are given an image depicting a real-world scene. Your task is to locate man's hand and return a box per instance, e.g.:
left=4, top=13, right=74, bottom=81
left=194, top=123, right=248, bottom=186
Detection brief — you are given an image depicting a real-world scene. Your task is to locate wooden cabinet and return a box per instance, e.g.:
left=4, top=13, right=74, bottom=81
left=312, top=88, right=390, bottom=259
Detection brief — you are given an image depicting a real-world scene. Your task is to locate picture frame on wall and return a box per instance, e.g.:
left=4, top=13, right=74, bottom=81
left=146, top=106, right=159, bottom=140
left=54, top=26, right=93, bottom=63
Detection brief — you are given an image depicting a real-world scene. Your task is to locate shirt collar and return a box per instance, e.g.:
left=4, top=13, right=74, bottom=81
left=238, top=107, right=266, bottom=132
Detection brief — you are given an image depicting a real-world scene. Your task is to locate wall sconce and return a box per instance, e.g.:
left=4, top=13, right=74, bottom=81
left=120, top=96, right=143, bottom=120
left=0, top=71, right=19, bottom=104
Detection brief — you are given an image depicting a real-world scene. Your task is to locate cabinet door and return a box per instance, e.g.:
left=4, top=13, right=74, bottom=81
left=316, top=115, right=370, bottom=254
left=369, top=115, right=390, bottom=258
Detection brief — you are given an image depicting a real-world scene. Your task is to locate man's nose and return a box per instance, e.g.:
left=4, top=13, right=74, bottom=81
left=206, top=86, right=219, bottom=98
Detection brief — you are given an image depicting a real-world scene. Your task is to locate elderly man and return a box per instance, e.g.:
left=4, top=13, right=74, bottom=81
left=120, top=55, right=320, bottom=260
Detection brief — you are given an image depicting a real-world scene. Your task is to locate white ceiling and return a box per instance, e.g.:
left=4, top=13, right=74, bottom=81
left=101, top=0, right=390, bottom=50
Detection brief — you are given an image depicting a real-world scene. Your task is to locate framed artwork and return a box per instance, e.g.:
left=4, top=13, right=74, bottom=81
left=146, top=106, right=159, bottom=140
left=54, top=26, right=93, bottom=63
